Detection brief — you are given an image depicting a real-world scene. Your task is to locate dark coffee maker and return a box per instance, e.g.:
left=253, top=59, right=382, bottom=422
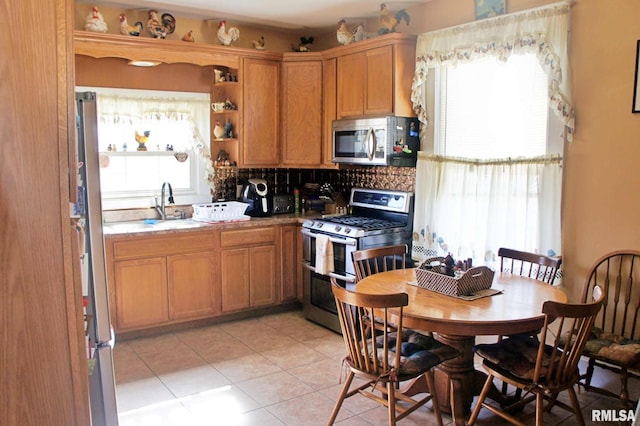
left=241, top=178, right=272, bottom=217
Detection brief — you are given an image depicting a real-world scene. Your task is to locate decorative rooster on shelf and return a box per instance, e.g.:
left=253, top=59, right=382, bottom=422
left=252, top=36, right=265, bottom=50
left=379, top=3, right=410, bottom=34
left=217, top=21, right=240, bottom=46
left=336, top=20, right=366, bottom=45
left=147, top=10, right=176, bottom=39
left=134, top=130, right=150, bottom=151
left=84, top=6, right=108, bottom=33
left=182, top=30, right=195, bottom=42
left=119, top=13, right=143, bottom=36
left=293, top=36, right=314, bottom=52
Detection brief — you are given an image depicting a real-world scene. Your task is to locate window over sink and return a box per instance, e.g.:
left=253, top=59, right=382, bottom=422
left=77, top=87, right=213, bottom=210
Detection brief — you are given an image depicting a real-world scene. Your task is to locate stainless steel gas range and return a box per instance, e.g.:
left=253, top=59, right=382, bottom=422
left=301, top=188, right=414, bottom=333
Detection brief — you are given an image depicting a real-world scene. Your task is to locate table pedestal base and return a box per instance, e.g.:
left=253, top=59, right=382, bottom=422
left=401, top=334, right=512, bottom=426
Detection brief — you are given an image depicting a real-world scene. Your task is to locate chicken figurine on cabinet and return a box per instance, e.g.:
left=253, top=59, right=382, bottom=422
left=147, top=10, right=176, bottom=39
left=336, top=20, right=366, bottom=45
left=252, top=36, right=265, bottom=50
left=119, top=13, right=143, bottom=36
left=217, top=21, right=240, bottom=46
left=84, top=6, right=108, bottom=33
left=379, top=3, right=410, bottom=34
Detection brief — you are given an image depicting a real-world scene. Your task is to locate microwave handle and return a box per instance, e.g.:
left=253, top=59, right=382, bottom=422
left=366, top=127, right=375, bottom=161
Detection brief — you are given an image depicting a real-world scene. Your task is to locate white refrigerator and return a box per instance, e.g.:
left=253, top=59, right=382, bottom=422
left=75, top=91, right=119, bottom=426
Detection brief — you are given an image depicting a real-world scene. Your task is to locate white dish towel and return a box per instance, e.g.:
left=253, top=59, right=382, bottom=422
left=315, top=234, right=334, bottom=275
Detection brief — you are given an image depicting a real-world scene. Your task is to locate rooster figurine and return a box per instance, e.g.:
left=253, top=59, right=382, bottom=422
left=119, top=14, right=143, bottom=36
left=182, top=30, right=195, bottom=42
left=379, top=3, right=410, bottom=34
left=147, top=10, right=176, bottom=39
left=84, top=6, right=108, bottom=33
left=336, top=20, right=366, bottom=45
left=294, top=36, right=314, bottom=52
left=252, top=36, right=265, bottom=50
left=134, top=130, right=150, bottom=151
left=217, top=21, right=240, bottom=46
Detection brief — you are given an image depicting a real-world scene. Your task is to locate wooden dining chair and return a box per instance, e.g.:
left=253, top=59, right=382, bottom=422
left=327, top=277, right=459, bottom=426
left=498, top=247, right=562, bottom=284
left=468, top=286, right=605, bottom=426
left=497, top=248, right=563, bottom=396
left=352, top=244, right=409, bottom=282
left=580, top=250, right=640, bottom=405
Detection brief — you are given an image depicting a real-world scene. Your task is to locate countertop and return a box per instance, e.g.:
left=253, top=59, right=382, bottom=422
left=103, top=211, right=322, bottom=237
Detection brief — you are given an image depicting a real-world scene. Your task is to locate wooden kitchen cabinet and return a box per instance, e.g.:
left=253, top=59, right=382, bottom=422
left=220, top=248, right=251, bottom=311
left=280, top=54, right=323, bottom=167
left=337, top=51, right=367, bottom=117
left=241, top=58, right=280, bottom=167
left=168, top=251, right=219, bottom=320
left=328, top=33, right=417, bottom=119
left=323, top=58, right=338, bottom=167
left=220, top=227, right=277, bottom=312
left=279, top=224, right=298, bottom=302
left=114, top=257, right=169, bottom=330
left=106, top=231, right=218, bottom=332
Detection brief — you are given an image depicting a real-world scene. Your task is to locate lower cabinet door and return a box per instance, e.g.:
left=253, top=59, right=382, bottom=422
left=250, top=245, right=277, bottom=307
left=168, top=251, right=218, bottom=320
left=221, top=248, right=250, bottom=312
left=114, top=257, right=169, bottom=330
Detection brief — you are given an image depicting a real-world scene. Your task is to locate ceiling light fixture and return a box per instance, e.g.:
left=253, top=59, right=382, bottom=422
left=127, top=60, right=161, bottom=67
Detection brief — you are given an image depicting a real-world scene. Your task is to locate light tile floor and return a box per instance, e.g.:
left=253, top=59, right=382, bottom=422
left=114, top=310, right=637, bottom=426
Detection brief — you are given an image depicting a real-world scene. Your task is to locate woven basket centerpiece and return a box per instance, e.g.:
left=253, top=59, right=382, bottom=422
left=415, top=257, right=495, bottom=297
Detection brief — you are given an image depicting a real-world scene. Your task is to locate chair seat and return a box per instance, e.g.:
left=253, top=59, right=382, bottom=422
left=373, top=330, right=460, bottom=376
left=584, top=327, right=640, bottom=366
left=473, top=336, right=560, bottom=381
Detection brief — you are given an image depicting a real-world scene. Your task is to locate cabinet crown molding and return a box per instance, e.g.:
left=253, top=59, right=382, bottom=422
left=74, top=30, right=283, bottom=67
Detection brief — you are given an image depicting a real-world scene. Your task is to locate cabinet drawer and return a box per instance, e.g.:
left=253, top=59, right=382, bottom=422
left=220, top=227, right=275, bottom=248
left=112, top=231, right=216, bottom=260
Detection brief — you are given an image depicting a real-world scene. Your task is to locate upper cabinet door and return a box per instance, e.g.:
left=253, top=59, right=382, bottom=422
left=332, top=34, right=417, bottom=120
left=281, top=59, right=323, bottom=167
left=364, top=45, right=393, bottom=115
left=336, top=46, right=394, bottom=118
left=337, top=52, right=366, bottom=118
left=242, top=58, right=280, bottom=167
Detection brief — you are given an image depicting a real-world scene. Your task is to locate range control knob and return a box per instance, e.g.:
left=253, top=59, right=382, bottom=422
left=334, top=226, right=342, bottom=233
left=316, top=222, right=323, bottom=228
left=344, top=228, right=352, bottom=234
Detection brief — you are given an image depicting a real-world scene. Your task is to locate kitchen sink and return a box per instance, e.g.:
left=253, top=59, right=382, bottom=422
left=103, top=219, right=205, bottom=234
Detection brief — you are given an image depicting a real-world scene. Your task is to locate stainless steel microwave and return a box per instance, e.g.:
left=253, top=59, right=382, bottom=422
left=332, top=116, right=420, bottom=166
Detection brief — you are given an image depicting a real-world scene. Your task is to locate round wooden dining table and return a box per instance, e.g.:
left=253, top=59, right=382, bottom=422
left=355, top=268, right=567, bottom=426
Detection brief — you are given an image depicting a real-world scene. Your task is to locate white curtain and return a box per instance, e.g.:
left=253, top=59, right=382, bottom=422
left=411, top=0, right=574, bottom=141
left=96, top=91, right=214, bottom=183
left=412, top=154, right=562, bottom=265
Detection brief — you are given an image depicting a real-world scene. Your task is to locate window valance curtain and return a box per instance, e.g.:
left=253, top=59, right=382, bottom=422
left=96, top=93, right=213, bottom=180
left=411, top=0, right=574, bottom=141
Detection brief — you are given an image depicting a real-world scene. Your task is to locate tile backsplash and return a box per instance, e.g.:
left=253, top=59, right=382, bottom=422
left=237, top=166, right=416, bottom=198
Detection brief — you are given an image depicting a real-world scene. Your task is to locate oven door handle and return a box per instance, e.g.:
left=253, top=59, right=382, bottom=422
left=300, top=229, right=357, bottom=246
left=301, top=261, right=356, bottom=284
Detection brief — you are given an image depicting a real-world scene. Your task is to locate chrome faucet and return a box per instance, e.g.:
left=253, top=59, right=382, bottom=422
left=154, top=181, right=174, bottom=220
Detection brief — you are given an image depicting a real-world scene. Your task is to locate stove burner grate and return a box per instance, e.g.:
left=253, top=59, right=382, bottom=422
left=323, top=216, right=405, bottom=231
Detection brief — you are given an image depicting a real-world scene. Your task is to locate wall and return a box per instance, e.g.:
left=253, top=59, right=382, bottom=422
left=398, top=0, right=640, bottom=301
